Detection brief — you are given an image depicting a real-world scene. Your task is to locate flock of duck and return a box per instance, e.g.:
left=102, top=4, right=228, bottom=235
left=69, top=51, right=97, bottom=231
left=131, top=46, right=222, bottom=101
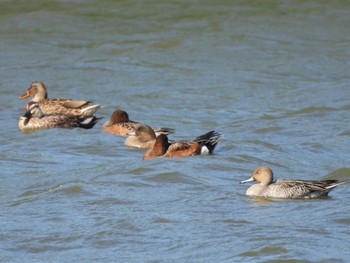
left=17, top=81, right=348, bottom=199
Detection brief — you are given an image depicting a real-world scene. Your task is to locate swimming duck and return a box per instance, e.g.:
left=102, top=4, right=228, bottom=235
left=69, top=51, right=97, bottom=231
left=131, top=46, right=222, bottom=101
left=124, top=124, right=176, bottom=148
left=143, top=131, right=223, bottom=160
left=124, top=124, right=158, bottom=148
left=240, top=166, right=347, bottom=199
left=102, top=108, right=174, bottom=136
left=18, top=102, right=100, bottom=132
left=19, top=81, right=101, bottom=116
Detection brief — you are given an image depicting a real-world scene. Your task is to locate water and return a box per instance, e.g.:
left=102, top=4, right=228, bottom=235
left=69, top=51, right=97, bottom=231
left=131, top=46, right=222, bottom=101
left=1, top=1, right=350, bottom=262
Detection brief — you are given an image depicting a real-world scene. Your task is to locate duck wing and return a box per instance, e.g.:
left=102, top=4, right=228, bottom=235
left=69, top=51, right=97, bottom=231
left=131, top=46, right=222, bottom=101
left=274, top=179, right=345, bottom=198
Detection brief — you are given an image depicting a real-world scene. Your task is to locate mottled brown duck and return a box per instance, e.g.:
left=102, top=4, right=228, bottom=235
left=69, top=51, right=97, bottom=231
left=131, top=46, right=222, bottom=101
left=19, top=81, right=100, bottom=116
left=18, top=102, right=100, bottom=132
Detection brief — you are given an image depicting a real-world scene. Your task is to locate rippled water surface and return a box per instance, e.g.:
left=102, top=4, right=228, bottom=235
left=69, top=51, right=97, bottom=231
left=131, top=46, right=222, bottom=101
left=1, top=1, right=350, bottom=262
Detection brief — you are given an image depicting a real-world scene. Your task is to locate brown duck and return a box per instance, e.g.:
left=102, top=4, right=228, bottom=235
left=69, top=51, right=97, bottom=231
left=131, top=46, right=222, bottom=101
left=19, top=81, right=100, bottom=116
left=124, top=124, right=175, bottom=148
left=18, top=102, right=100, bottom=132
left=143, top=131, right=223, bottom=160
left=102, top=108, right=174, bottom=136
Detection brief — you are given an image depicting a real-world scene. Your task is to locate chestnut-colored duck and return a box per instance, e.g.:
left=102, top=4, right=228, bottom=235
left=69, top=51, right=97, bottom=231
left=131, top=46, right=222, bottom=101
left=143, top=131, right=223, bottom=160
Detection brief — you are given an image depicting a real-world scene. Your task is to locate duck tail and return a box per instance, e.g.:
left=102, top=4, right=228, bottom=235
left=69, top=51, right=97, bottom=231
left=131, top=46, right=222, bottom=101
left=324, top=179, right=349, bottom=190
left=205, top=132, right=224, bottom=154
left=78, top=116, right=102, bottom=129
left=192, top=131, right=224, bottom=154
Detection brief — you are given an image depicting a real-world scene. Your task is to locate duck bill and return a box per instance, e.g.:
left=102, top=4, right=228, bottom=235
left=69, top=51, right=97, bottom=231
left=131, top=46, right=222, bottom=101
left=240, top=176, right=255, bottom=184
left=19, top=90, right=30, bottom=99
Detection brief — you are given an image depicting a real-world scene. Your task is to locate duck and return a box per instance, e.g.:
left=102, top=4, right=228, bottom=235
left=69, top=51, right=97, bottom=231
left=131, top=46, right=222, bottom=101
left=143, top=130, right=223, bottom=160
left=240, top=166, right=348, bottom=199
left=124, top=124, right=159, bottom=148
left=124, top=124, right=176, bottom=148
left=19, top=81, right=101, bottom=116
left=18, top=102, right=101, bottom=132
left=102, top=108, right=174, bottom=136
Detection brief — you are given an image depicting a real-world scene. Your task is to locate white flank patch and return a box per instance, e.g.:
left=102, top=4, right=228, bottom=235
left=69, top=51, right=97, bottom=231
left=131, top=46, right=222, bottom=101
left=201, top=146, right=210, bottom=155
left=81, top=117, right=93, bottom=124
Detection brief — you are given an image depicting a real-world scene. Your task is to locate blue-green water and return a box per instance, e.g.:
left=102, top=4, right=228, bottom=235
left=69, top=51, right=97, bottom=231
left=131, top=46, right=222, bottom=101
left=1, top=1, right=350, bottom=262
